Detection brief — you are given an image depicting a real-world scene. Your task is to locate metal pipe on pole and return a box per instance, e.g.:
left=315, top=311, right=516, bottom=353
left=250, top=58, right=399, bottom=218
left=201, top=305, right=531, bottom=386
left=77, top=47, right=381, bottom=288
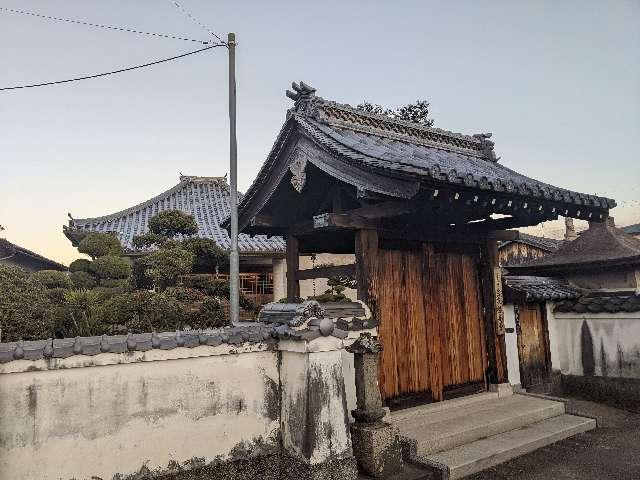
left=228, top=32, right=239, bottom=325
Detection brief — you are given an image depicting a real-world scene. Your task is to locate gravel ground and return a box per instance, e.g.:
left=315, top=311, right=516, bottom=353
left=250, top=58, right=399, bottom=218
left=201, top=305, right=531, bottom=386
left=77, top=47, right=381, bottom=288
left=466, top=397, right=640, bottom=480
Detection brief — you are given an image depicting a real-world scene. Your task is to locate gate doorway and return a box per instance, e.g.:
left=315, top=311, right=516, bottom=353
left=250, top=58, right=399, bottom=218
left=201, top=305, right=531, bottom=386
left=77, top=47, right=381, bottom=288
left=516, top=303, right=551, bottom=389
left=376, top=243, right=487, bottom=409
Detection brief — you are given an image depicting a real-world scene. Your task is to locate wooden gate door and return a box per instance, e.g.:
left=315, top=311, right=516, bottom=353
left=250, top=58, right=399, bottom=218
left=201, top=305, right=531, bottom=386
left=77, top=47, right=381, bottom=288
left=376, top=244, right=487, bottom=407
left=516, top=303, right=550, bottom=389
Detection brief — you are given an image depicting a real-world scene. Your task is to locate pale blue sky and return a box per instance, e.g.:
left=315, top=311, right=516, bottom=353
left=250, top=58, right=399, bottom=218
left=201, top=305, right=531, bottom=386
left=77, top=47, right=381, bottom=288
left=1, top=0, right=638, bottom=264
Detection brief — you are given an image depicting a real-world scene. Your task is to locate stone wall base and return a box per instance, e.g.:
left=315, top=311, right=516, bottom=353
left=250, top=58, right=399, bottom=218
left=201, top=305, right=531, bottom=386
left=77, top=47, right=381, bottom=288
left=280, top=454, right=358, bottom=480
left=561, top=374, right=640, bottom=413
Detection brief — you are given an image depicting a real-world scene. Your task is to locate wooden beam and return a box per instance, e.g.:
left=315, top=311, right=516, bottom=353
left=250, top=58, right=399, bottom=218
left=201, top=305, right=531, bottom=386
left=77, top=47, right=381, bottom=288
left=286, top=234, right=300, bottom=301
left=249, top=214, right=274, bottom=228
left=295, top=263, right=356, bottom=281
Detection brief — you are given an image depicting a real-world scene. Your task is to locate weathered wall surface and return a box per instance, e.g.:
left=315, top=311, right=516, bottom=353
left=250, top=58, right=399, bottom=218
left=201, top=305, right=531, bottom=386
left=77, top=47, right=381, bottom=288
left=0, top=345, right=280, bottom=480
left=552, top=312, right=640, bottom=378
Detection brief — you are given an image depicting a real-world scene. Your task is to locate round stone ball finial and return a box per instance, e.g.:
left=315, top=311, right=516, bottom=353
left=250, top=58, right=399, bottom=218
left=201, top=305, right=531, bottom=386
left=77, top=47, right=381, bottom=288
left=319, top=318, right=335, bottom=336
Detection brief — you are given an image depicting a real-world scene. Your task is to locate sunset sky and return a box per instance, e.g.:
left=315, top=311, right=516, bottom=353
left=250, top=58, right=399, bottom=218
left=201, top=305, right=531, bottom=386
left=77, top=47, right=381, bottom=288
left=1, top=0, right=638, bottom=265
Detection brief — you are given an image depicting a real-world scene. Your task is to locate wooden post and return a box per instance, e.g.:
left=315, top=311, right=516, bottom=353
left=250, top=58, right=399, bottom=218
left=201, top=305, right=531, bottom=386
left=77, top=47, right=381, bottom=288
left=480, top=240, right=508, bottom=384
left=355, top=229, right=379, bottom=316
left=286, top=234, right=300, bottom=301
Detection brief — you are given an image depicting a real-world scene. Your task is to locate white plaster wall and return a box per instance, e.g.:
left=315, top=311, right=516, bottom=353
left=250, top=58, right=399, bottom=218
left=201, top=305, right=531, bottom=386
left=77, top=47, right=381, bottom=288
left=0, top=347, right=279, bottom=480
left=545, top=302, right=562, bottom=371
left=273, top=258, right=287, bottom=301
left=553, top=312, right=640, bottom=378
left=502, top=304, right=522, bottom=387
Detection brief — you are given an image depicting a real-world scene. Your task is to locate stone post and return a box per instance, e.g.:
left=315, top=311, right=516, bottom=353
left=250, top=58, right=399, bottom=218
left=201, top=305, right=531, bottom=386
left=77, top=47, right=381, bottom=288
left=279, top=336, right=358, bottom=480
left=347, top=333, right=403, bottom=478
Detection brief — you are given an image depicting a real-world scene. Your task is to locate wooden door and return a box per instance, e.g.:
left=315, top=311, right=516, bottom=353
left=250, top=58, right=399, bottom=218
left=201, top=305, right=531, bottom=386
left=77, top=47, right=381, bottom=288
left=516, top=303, right=550, bottom=389
left=376, top=244, right=487, bottom=407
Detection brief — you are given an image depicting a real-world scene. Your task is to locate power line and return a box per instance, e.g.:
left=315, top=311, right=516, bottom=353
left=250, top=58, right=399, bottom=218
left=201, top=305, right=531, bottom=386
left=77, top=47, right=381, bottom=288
left=0, top=44, right=225, bottom=91
left=0, top=7, right=211, bottom=44
left=171, top=1, right=225, bottom=45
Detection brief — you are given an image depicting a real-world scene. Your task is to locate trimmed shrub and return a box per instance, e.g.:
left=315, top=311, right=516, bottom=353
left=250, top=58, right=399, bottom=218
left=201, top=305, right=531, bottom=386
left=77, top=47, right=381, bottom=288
left=69, top=271, right=97, bottom=289
left=78, top=233, right=123, bottom=259
left=32, top=270, right=72, bottom=290
left=131, top=258, right=153, bottom=290
left=89, top=255, right=131, bottom=280
left=144, top=246, right=194, bottom=290
left=98, top=291, right=186, bottom=333
left=0, top=265, right=57, bottom=341
left=132, top=232, right=167, bottom=249
left=69, top=258, right=92, bottom=273
left=181, top=238, right=228, bottom=273
left=148, top=210, right=198, bottom=238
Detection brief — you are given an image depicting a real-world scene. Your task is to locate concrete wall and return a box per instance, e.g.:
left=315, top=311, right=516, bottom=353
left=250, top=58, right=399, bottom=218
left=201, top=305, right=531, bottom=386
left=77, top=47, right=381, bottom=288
left=0, top=344, right=280, bottom=480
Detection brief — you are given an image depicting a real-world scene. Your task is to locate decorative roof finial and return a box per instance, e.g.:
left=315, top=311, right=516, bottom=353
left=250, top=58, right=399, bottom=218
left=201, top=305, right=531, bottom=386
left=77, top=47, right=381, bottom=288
left=473, top=132, right=500, bottom=162
left=286, top=81, right=316, bottom=101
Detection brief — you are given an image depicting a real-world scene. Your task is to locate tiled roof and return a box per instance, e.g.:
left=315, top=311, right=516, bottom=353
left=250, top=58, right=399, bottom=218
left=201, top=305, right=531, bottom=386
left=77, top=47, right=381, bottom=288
left=507, top=221, right=640, bottom=273
left=555, top=292, right=640, bottom=314
left=0, top=238, right=67, bottom=271
left=499, top=233, right=564, bottom=253
left=623, top=223, right=640, bottom=235
left=503, top=275, right=582, bottom=301
left=64, top=176, right=285, bottom=255
left=0, top=319, right=360, bottom=364
left=234, top=82, right=615, bottom=228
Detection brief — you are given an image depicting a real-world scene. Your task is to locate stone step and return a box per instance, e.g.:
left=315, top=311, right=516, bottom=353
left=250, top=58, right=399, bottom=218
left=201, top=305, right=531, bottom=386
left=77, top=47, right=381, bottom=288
left=389, top=392, right=499, bottom=424
left=420, top=414, right=596, bottom=479
left=397, top=395, right=566, bottom=455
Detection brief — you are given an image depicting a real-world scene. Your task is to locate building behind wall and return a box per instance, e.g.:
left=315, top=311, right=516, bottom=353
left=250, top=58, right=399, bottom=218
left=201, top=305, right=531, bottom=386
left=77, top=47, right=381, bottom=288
left=503, top=218, right=640, bottom=410
left=0, top=238, right=67, bottom=272
left=63, top=175, right=287, bottom=306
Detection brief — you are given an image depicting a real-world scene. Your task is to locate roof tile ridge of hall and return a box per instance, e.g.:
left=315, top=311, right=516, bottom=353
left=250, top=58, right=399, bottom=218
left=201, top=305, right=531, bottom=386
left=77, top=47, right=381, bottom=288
left=71, top=176, right=228, bottom=225
left=298, top=94, right=492, bottom=158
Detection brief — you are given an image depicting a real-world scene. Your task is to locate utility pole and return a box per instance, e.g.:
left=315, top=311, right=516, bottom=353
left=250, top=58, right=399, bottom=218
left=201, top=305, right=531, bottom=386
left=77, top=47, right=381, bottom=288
left=228, top=32, right=239, bottom=325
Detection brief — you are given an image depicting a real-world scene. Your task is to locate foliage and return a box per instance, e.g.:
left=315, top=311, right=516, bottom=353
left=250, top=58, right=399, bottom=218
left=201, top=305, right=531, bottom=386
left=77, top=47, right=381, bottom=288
left=69, top=258, right=92, bottom=273
left=31, top=270, right=73, bottom=290
left=179, top=274, right=260, bottom=315
left=69, top=271, right=97, bottom=289
left=132, top=232, right=168, bottom=249
left=181, top=237, right=229, bottom=273
left=131, top=258, right=153, bottom=290
left=89, top=255, right=132, bottom=281
left=78, top=233, right=123, bottom=259
left=356, top=99, right=435, bottom=127
left=0, top=265, right=57, bottom=342
left=98, top=291, right=186, bottom=333
left=148, top=210, right=198, bottom=238
left=58, top=289, right=107, bottom=337
left=144, top=246, right=195, bottom=290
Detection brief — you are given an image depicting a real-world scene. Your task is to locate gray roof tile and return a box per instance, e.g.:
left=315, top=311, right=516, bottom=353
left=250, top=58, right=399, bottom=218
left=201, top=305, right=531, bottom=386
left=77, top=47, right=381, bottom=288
left=503, top=275, right=582, bottom=301
left=65, top=176, right=284, bottom=255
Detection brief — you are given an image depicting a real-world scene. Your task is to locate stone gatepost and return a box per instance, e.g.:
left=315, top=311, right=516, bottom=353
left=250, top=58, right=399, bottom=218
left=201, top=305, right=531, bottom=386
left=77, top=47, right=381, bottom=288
left=279, top=334, right=358, bottom=480
left=347, top=333, right=403, bottom=478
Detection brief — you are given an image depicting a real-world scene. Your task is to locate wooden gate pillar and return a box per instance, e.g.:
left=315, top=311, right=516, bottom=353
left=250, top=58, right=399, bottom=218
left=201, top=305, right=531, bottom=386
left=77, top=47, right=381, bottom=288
left=286, top=234, right=300, bottom=301
left=480, top=240, right=509, bottom=384
left=355, top=229, right=379, bottom=315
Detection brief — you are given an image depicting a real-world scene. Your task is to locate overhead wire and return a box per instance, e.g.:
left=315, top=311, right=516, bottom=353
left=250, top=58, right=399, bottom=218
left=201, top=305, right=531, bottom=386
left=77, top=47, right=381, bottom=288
left=171, top=1, right=225, bottom=44
left=0, top=44, right=225, bottom=91
left=0, top=6, right=212, bottom=44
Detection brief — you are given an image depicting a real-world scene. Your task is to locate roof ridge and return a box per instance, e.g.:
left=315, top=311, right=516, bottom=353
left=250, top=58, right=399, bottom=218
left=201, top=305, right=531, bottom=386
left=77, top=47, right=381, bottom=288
left=285, top=81, right=498, bottom=160
left=71, top=176, right=227, bottom=224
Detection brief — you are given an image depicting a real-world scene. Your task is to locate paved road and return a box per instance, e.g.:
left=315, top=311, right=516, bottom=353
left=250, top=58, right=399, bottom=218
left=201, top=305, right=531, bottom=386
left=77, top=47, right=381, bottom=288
left=467, top=398, right=640, bottom=480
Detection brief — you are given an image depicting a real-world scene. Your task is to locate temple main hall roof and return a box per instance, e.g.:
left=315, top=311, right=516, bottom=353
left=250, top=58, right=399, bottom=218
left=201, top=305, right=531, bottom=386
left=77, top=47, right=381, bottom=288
left=64, top=176, right=285, bottom=255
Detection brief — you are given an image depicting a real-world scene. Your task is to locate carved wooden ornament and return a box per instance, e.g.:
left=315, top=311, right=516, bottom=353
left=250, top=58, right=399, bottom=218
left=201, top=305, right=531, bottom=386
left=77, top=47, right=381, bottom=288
left=289, top=150, right=308, bottom=193
left=494, top=267, right=505, bottom=334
